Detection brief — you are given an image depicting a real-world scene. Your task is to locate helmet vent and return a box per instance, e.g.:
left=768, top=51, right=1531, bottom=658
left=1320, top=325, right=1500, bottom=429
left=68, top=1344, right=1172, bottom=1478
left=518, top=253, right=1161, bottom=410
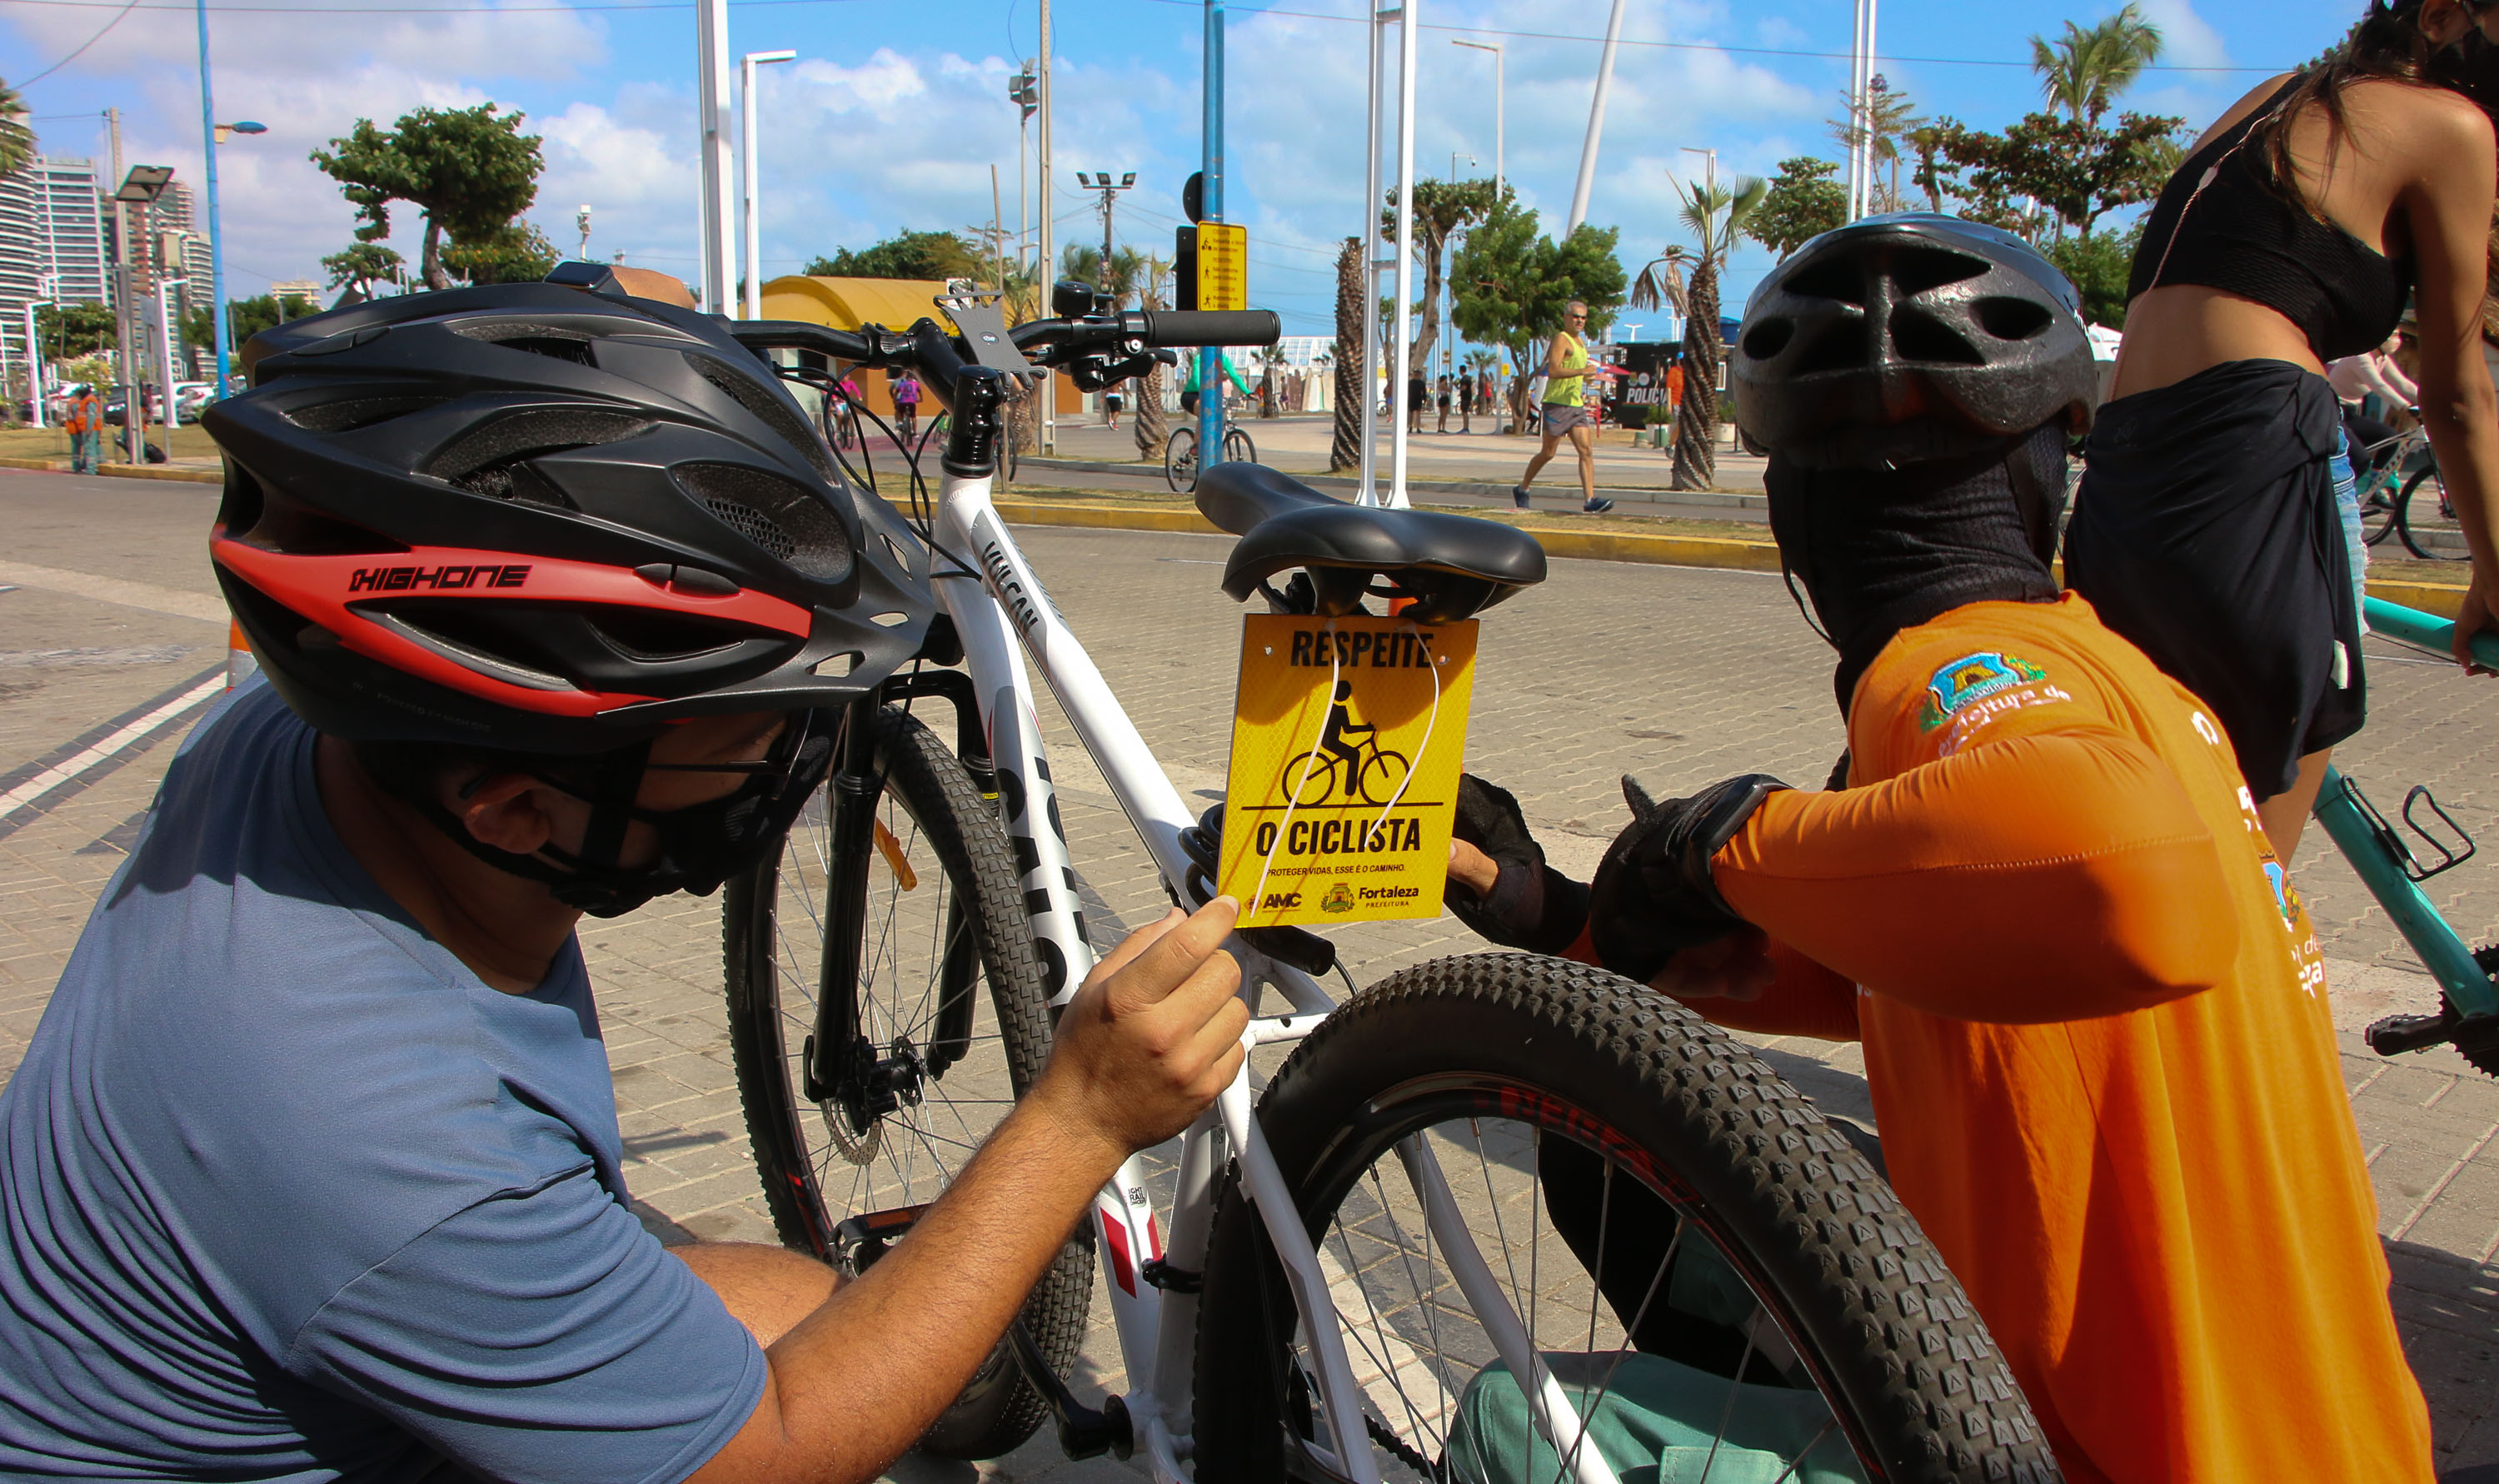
left=451, top=321, right=597, bottom=367
left=673, top=461, right=855, bottom=583
left=1781, top=257, right=1868, bottom=306
left=1888, top=307, right=1986, bottom=366
left=1974, top=296, right=2055, bottom=341
left=1740, top=320, right=1795, bottom=361
left=683, top=351, right=840, bottom=481
left=428, top=407, right=652, bottom=499
left=284, top=394, right=450, bottom=433
left=1886, top=247, right=1990, bottom=296
left=1791, top=322, right=1871, bottom=376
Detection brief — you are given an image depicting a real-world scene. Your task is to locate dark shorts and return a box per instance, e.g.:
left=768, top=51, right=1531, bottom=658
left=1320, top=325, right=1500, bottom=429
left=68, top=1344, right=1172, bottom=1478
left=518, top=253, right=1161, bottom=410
left=1540, top=403, right=1593, bottom=438
left=2066, top=360, right=2363, bottom=798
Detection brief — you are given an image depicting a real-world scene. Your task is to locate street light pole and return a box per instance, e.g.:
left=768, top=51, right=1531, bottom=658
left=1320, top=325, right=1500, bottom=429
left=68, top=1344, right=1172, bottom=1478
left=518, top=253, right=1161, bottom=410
left=740, top=48, right=797, bottom=320
left=695, top=0, right=735, bottom=313
left=576, top=204, right=591, bottom=260
left=1037, top=0, right=1055, bottom=452
left=194, top=0, right=236, bottom=397
left=1074, top=172, right=1135, bottom=289
left=1198, top=0, right=1225, bottom=479
left=1450, top=38, right=1503, bottom=197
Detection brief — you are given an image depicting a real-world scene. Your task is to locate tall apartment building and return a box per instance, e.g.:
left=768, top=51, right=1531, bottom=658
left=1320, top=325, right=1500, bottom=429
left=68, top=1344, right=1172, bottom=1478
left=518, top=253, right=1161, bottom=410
left=0, top=156, right=113, bottom=386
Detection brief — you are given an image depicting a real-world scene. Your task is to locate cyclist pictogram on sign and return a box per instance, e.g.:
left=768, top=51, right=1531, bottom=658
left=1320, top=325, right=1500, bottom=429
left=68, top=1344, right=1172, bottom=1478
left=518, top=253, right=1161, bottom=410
left=1219, top=614, right=1478, bottom=928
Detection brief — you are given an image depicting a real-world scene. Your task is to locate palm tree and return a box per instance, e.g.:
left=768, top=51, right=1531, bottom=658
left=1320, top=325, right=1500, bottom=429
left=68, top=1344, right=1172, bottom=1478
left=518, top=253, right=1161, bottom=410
left=1330, top=237, right=1364, bottom=471
left=1633, top=173, right=1766, bottom=492
left=0, top=82, right=32, bottom=180
left=2032, top=4, right=2162, bottom=124
left=1828, top=78, right=1924, bottom=213
left=1130, top=251, right=1172, bottom=457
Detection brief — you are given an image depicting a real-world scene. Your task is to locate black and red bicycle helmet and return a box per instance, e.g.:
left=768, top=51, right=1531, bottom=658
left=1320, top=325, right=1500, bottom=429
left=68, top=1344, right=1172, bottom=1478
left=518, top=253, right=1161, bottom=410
left=1729, top=212, right=2097, bottom=469
left=205, top=281, right=933, bottom=755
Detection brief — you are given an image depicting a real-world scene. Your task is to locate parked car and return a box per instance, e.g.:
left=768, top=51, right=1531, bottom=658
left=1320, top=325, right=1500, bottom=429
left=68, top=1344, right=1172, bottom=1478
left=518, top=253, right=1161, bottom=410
left=172, top=382, right=215, bottom=418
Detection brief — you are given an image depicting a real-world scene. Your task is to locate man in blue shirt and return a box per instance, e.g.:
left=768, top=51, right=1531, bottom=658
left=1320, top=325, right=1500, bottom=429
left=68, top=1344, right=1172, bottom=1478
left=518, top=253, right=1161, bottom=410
left=0, top=281, right=1252, bottom=1482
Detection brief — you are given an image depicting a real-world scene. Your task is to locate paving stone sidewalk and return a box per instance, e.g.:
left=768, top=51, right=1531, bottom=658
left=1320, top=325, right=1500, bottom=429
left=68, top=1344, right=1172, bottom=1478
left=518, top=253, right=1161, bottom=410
left=0, top=471, right=2492, bottom=1478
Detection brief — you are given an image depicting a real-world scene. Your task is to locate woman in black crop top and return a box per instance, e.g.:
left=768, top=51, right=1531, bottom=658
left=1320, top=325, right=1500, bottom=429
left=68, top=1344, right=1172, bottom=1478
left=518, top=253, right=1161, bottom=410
left=2064, top=0, right=2499, bottom=860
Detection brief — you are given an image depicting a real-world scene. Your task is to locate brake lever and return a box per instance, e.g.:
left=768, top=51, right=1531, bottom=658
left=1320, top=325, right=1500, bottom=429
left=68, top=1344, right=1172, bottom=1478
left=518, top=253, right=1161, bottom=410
left=1063, top=349, right=1175, bottom=393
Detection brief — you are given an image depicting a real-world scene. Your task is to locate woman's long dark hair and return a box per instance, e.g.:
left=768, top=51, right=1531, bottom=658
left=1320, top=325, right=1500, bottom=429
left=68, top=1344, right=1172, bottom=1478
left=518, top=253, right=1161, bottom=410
left=2257, top=0, right=2499, bottom=197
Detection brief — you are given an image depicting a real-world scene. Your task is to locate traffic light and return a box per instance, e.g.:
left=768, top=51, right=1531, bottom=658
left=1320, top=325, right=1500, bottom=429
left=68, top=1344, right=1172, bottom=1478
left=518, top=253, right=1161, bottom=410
left=1009, top=66, right=1038, bottom=121
left=1174, top=227, right=1197, bottom=311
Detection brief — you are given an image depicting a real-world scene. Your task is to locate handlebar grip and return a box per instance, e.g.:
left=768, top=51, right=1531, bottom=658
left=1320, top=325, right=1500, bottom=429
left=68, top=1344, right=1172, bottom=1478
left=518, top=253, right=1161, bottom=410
left=1136, top=310, right=1280, bottom=348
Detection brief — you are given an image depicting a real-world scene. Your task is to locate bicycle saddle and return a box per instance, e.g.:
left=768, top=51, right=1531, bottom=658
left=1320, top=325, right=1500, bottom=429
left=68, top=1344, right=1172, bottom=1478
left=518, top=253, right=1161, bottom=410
left=1195, top=462, right=1546, bottom=622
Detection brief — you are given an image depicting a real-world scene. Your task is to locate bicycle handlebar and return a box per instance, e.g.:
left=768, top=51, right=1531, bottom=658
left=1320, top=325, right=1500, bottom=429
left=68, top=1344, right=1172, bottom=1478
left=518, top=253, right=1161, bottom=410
left=2362, top=595, right=2499, bottom=670
left=729, top=307, right=1280, bottom=376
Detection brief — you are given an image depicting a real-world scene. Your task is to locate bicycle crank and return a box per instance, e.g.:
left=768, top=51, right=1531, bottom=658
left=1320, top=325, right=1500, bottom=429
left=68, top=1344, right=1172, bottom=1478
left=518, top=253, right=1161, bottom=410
left=2365, top=944, right=2499, bottom=1078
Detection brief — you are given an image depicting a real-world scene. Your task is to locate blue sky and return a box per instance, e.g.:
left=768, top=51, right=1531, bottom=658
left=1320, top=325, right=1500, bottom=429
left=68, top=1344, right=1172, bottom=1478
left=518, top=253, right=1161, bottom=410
left=0, top=0, right=2366, bottom=337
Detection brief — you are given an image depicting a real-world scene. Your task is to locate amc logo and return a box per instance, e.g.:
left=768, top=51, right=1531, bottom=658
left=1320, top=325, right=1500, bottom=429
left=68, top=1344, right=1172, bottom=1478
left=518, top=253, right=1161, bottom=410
left=1259, top=891, right=1303, bottom=910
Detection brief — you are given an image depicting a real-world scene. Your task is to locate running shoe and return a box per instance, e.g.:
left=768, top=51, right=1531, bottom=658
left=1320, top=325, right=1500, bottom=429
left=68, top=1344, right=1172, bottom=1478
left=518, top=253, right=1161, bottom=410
left=1583, top=496, right=1615, bottom=514
left=1512, top=486, right=1531, bottom=510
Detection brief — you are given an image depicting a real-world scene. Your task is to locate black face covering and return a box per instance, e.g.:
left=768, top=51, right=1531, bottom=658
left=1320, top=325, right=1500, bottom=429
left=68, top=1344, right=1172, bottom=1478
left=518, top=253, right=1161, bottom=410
left=406, top=710, right=840, bottom=918
left=1766, top=423, right=2070, bottom=714
left=2429, top=5, right=2499, bottom=112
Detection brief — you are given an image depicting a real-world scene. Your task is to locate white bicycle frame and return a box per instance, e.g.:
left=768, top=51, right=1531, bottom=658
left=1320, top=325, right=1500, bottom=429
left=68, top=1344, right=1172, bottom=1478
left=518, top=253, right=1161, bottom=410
left=925, top=466, right=1621, bottom=1484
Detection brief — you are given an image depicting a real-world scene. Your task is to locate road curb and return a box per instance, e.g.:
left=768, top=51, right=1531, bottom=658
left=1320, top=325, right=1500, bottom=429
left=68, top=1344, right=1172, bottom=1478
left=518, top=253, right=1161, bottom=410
left=988, top=496, right=2467, bottom=612
left=0, top=456, right=221, bottom=485
left=1020, top=456, right=1766, bottom=510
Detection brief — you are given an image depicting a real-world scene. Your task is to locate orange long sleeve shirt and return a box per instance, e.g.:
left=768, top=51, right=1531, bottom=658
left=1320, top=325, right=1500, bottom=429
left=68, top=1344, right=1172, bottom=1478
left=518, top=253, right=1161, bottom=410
left=1704, top=595, right=2431, bottom=1482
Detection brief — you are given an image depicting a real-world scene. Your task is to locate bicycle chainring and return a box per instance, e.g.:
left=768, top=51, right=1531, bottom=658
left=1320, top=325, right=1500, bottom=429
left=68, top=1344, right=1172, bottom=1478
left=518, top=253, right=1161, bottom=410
left=2457, top=946, right=2499, bottom=1078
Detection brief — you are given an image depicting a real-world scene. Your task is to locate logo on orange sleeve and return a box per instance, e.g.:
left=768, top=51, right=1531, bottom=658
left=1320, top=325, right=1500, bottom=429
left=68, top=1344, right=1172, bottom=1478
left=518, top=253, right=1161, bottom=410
left=1918, top=650, right=2053, bottom=731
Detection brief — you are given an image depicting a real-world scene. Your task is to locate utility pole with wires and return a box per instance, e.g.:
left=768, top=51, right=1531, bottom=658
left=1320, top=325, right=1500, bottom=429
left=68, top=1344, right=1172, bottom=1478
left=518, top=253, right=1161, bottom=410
left=576, top=205, right=591, bottom=261
left=1074, top=171, right=1135, bottom=290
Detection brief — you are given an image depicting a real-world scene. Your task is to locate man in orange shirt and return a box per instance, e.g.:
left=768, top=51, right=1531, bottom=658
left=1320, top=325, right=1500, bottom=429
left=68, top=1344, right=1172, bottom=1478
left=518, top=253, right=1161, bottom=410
left=1447, top=216, right=2432, bottom=1482
left=62, top=383, right=101, bottom=474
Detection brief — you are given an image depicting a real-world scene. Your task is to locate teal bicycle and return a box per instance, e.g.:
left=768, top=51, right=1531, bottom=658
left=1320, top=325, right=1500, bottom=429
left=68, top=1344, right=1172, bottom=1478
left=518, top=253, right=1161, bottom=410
left=2322, top=597, right=2499, bottom=1077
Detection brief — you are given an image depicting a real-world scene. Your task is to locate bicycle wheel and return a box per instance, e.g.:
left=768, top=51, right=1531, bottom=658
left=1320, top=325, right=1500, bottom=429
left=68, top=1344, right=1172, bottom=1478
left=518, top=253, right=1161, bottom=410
left=1283, top=749, right=1341, bottom=806
left=1354, top=748, right=1411, bottom=804
left=1225, top=426, right=1258, bottom=466
left=1193, top=955, right=2058, bottom=1484
left=1166, top=428, right=1200, bottom=493
left=723, top=705, right=1090, bottom=1459
left=2397, top=465, right=2464, bottom=560
left=2360, top=480, right=2397, bottom=547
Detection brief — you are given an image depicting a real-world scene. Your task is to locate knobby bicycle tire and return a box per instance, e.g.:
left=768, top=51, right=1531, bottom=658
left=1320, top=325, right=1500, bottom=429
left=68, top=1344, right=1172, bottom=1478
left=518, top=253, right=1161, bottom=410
left=1193, top=954, right=2059, bottom=1484
left=723, top=705, right=1090, bottom=1459
left=2397, top=465, right=2463, bottom=561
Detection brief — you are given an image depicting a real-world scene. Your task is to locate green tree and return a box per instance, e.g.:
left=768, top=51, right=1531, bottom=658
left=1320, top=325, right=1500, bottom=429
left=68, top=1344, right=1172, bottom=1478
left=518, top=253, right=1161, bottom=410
left=1381, top=178, right=1502, bottom=377
left=806, top=230, right=984, bottom=281
left=35, top=301, right=117, bottom=361
left=312, top=104, right=544, bottom=291
left=1451, top=197, right=1624, bottom=432
left=0, top=82, right=32, bottom=180
left=1746, top=157, right=1847, bottom=260
left=322, top=242, right=406, bottom=296
left=2048, top=223, right=2143, bottom=326
left=443, top=222, right=557, bottom=286
left=186, top=292, right=322, bottom=353
left=1936, top=110, right=2183, bottom=239
left=1633, top=174, right=1767, bottom=491
left=2033, top=3, right=2163, bottom=124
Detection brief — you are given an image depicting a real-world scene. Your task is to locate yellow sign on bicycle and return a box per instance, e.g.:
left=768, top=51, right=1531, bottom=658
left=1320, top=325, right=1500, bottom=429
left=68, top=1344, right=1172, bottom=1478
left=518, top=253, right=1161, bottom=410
left=1218, top=614, right=1478, bottom=929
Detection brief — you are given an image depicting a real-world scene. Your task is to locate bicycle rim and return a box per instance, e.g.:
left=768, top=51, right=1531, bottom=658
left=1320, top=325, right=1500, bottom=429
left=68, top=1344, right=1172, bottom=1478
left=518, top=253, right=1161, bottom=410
left=2398, top=466, right=2465, bottom=560
left=1195, top=956, right=2058, bottom=1484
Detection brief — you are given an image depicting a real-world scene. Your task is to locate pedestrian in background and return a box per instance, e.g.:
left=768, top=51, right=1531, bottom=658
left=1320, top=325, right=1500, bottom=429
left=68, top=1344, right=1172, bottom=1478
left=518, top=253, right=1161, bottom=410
left=1459, top=373, right=1475, bottom=433
left=1104, top=386, right=1124, bottom=431
left=1511, top=301, right=1621, bottom=514
left=1434, top=375, right=1452, bottom=433
left=890, top=370, right=923, bottom=444
left=1406, top=373, right=1427, bottom=434
left=64, top=385, right=101, bottom=476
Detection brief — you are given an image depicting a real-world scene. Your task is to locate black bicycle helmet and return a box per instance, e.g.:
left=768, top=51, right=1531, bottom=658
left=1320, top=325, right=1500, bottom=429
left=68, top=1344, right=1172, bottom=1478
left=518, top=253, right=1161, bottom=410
left=1730, top=212, right=2097, bottom=469
left=205, top=281, right=934, bottom=755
